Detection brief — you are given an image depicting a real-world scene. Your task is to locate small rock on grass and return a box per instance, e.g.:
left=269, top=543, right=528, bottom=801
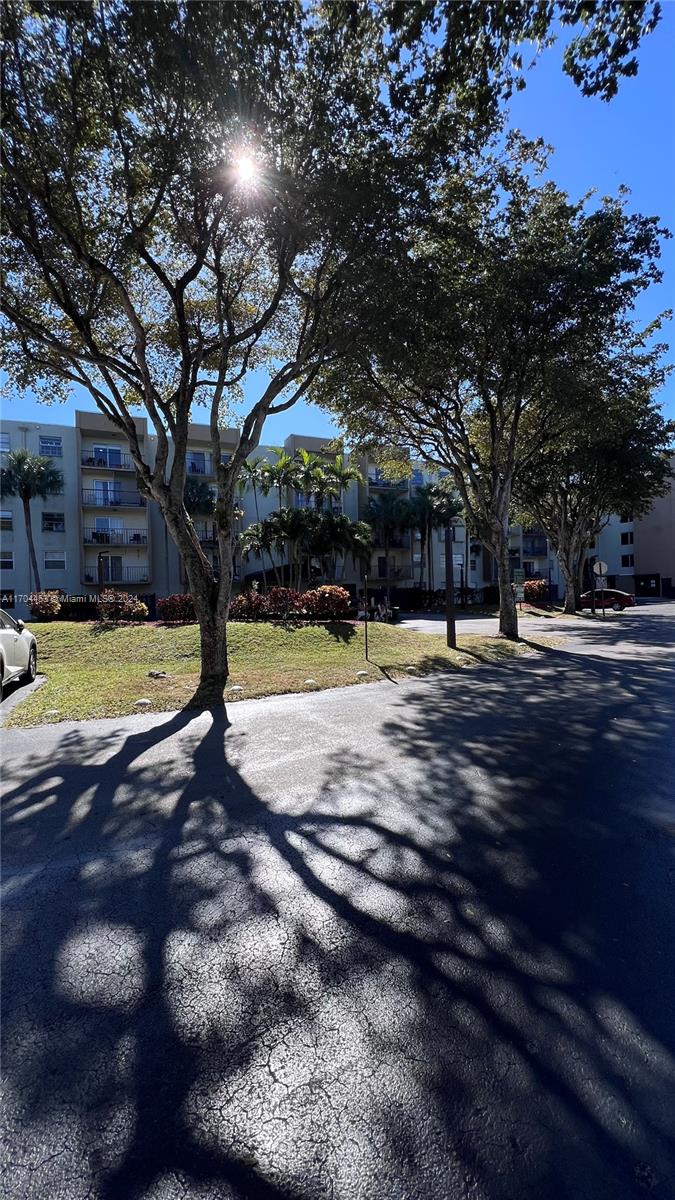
left=229, top=685, right=244, bottom=693
left=148, top=670, right=169, bottom=679
left=304, top=678, right=318, bottom=686
left=356, top=670, right=369, bottom=678
left=134, top=699, right=152, bottom=708
left=405, top=666, right=418, bottom=674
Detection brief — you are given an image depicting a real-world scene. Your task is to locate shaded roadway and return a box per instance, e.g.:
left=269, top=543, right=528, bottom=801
left=1, top=605, right=675, bottom=1199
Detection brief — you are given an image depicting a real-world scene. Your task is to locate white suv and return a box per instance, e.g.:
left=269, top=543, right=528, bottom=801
left=0, top=609, right=37, bottom=701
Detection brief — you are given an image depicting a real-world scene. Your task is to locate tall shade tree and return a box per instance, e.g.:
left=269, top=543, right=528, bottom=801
left=0, top=449, right=64, bottom=592
left=1, top=0, right=413, bottom=703
left=515, top=374, right=674, bottom=612
left=317, top=163, right=668, bottom=638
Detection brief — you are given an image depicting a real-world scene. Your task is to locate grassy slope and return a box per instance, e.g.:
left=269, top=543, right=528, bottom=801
left=6, top=620, right=543, bottom=727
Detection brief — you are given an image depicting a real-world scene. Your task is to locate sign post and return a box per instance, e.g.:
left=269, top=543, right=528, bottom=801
left=593, top=560, right=608, bottom=620
left=513, top=568, right=525, bottom=610
left=363, top=574, right=369, bottom=661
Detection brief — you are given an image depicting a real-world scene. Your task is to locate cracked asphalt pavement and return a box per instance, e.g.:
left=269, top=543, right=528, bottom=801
left=2, top=604, right=675, bottom=1200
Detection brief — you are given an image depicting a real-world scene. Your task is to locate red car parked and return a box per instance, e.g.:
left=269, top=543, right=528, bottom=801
left=578, top=589, right=636, bottom=611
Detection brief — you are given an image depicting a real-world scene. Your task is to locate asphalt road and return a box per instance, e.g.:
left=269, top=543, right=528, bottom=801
left=2, top=604, right=675, bottom=1200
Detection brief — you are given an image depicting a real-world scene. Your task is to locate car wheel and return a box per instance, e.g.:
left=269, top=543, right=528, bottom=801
left=612, top=602, right=622, bottom=611
left=24, top=646, right=37, bottom=682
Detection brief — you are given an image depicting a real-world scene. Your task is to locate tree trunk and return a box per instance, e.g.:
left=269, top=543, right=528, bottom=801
left=164, top=503, right=232, bottom=707
left=22, top=496, right=41, bottom=592
left=495, top=536, right=518, bottom=639
left=191, top=588, right=229, bottom=705
left=557, top=549, right=578, bottom=614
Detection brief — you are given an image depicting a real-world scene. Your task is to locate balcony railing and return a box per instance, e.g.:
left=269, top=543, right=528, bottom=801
left=83, top=564, right=151, bottom=585
left=194, top=524, right=218, bottom=545
left=83, top=527, right=148, bottom=546
left=81, top=451, right=134, bottom=470
left=522, top=540, right=548, bottom=558
left=373, top=534, right=410, bottom=549
left=187, top=454, right=215, bottom=476
left=367, top=475, right=407, bottom=490
left=81, top=489, right=146, bottom=507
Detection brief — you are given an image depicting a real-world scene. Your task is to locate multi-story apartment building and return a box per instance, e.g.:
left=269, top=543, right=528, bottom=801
left=1, top=412, right=672, bottom=615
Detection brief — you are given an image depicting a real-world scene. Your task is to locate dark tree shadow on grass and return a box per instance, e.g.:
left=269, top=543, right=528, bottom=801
left=2, top=621, right=675, bottom=1199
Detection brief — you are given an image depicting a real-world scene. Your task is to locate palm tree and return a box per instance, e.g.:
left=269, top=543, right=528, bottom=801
left=0, top=449, right=64, bottom=592
left=239, top=522, right=282, bottom=587
left=238, top=457, right=270, bottom=590
left=263, top=449, right=298, bottom=514
left=293, top=448, right=324, bottom=507
left=408, top=482, right=463, bottom=591
left=325, top=453, right=363, bottom=512
left=365, top=492, right=411, bottom=601
left=347, top=520, right=374, bottom=578
left=239, top=457, right=265, bottom=522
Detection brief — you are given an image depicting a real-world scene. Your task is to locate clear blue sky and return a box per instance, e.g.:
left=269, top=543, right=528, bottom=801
left=3, top=8, right=673, bottom=439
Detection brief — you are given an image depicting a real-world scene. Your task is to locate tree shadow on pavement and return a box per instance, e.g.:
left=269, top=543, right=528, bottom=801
left=1, top=628, right=675, bottom=1200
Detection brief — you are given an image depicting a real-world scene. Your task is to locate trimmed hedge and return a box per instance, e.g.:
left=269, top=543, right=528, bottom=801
left=27, top=591, right=62, bottom=621
left=230, top=585, right=351, bottom=622
left=157, top=593, right=196, bottom=623
left=523, top=577, right=549, bottom=605
left=96, top=590, right=149, bottom=622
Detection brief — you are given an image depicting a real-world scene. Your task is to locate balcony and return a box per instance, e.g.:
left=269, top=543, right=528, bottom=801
left=374, top=563, right=410, bottom=581
left=194, top=523, right=218, bottom=545
left=187, top=453, right=215, bottom=476
left=81, top=451, right=134, bottom=470
left=373, top=534, right=410, bottom=549
left=83, top=564, right=151, bottom=585
left=367, top=474, right=408, bottom=491
left=81, top=489, right=146, bottom=508
left=83, top=527, right=148, bottom=546
left=522, top=539, right=548, bottom=558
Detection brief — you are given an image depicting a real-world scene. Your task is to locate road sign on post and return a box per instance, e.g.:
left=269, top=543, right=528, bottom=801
left=514, top=568, right=525, bottom=585
left=593, top=560, right=608, bottom=619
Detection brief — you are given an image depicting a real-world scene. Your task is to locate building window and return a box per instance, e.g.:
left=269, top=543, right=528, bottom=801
left=42, top=512, right=65, bottom=533
left=620, top=512, right=633, bottom=524
left=0, top=589, right=15, bottom=609
left=620, top=531, right=634, bottom=545
left=621, top=554, right=634, bottom=568
left=0, top=510, right=12, bottom=531
left=39, top=435, right=63, bottom=457
left=0, top=550, right=14, bottom=570
left=0, top=433, right=9, bottom=453
left=470, top=558, right=477, bottom=571
left=44, top=550, right=66, bottom=570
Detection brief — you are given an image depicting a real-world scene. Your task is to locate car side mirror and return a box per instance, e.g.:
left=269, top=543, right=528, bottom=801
left=16, top=619, right=25, bottom=631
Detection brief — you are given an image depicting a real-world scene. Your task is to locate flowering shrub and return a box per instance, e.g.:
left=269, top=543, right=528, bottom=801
left=27, top=590, right=62, bottom=621
left=157, top=593, right=196, bottom=623
left=523, top=578, right=549, bottom=606
left=303, top=585, right=351, bottom=619
left=229, top=585, right=351, bottom=621
left=96, top=590, right=149, bottom=622
left=229, top=589, right=270, bottom=620
left=266, top=587, right=303, bottom=618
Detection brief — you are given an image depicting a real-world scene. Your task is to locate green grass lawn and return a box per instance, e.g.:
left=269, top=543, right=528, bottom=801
left=6, top=619, right=548, bottom=727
